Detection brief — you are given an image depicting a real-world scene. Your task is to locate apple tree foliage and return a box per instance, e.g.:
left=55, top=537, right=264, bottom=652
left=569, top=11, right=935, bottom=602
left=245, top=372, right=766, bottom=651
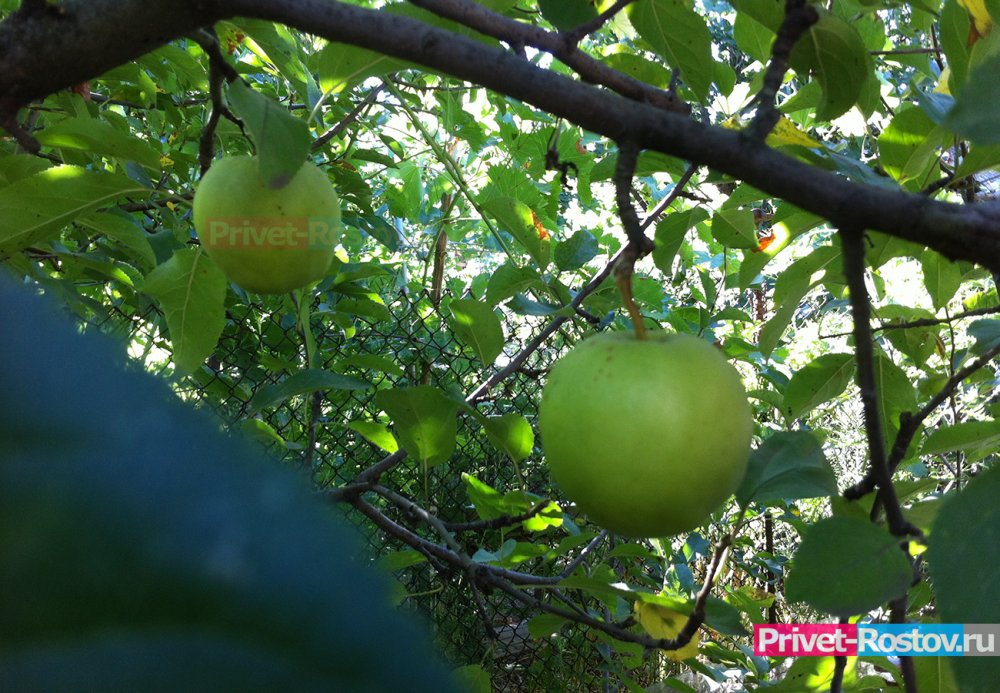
left=3, top=0, right=1000, bottom=690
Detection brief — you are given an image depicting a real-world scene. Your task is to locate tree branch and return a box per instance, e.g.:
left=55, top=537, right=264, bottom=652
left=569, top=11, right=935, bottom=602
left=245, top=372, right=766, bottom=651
left=748, top=0, right=818, bottom=141
left=405, top=0, right=688, bottom=114
left=840, top=229, right=918, bottom=537
left=844, top=340, right=1000, bottom=501
left=5, top=0, right=1000, bottom=271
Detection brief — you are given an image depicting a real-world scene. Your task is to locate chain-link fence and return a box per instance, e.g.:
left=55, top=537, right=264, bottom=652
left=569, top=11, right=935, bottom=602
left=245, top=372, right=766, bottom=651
left=88, top=287, right=659, bottom=692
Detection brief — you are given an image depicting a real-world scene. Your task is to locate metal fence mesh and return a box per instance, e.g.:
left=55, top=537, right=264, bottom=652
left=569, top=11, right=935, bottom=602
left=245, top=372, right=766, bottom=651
left=87, top=287, right=659, bottom=692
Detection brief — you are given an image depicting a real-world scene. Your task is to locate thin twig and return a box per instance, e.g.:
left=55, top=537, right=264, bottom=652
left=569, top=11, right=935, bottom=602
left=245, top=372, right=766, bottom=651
left=1, top=114, right=60, bottom=162
left=830, top=615, right=850, bottom=693
left=559, top=530, right=608, bottom=579
left=640, top=163, right=699, bottom=231
left=613, top=140, right=654, bottom=338
left=564, top=0, right=634, bottom=43
left=844, top=340, right=1000, bottom=500
left=890, top=595, right=918, bottom=693
left=823, top=304, right=1000, bottom=339
left=748, top=0, right=818, bottom=141
left=444, top=499, right=552, bottom=532
left=840, top=229, right=918, bottom=537
left=312, top=83, right=383, bottom=151
left=193, top=28, right=241, bottom=173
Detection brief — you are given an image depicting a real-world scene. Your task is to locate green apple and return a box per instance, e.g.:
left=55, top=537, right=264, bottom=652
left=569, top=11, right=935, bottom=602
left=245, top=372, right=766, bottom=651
left=539, top=332, right=753, bottom=537
left=192, top=156, right=342, bottom=294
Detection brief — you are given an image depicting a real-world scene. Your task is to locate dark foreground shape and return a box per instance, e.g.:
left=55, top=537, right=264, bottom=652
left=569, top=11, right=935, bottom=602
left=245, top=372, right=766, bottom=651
left=0, top=278, right=460, bottom=692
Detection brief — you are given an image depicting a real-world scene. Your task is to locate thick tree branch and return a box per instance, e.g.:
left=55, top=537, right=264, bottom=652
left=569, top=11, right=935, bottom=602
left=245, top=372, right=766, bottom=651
left=0, top=0, right=227, bottom=114
left=4, top=0, right=1000, bottom=271
left=405, top=0, right=688, bottom=114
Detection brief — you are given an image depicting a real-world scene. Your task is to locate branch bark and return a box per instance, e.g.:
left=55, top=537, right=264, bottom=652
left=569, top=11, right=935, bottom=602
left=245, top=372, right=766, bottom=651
left=4, top=0, right=1000, bottom=271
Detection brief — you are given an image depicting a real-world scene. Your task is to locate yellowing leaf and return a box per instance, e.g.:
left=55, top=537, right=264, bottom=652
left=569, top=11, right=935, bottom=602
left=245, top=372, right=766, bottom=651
left=935, top=66, right=952, bottom=95
left=959, top=0, right=993, bottom=38
left=633, top=603, right=700, bottom=661
left=720, top=114, right=821, bottom=148
left=767, top=116, right=822, bottom=148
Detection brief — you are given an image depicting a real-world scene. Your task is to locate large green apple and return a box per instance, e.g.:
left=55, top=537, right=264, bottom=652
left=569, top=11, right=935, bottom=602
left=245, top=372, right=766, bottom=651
left=192, top=156, right=342, bottom=294
left=539, top=332, right=753, bottom=537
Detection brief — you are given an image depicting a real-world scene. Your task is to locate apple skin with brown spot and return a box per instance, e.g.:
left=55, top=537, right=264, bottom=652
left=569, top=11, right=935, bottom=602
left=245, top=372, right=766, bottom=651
left=193, top=156, right=342, bottom=294
left=539, top=332, right=753, bottom=537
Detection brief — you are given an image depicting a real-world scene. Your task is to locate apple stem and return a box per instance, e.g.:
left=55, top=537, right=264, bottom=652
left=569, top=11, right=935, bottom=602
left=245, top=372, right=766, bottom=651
left=615, top=260, right=647, bottom=340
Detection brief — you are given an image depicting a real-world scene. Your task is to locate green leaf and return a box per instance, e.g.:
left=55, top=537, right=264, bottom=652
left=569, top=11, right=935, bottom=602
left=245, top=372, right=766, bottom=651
left=78, top=212, right=157, bottom=271
left=736, top=432, right=838, bottom=506
left=730, top=0, right=783, bottom=32
left=946, top=53, right=1000, bottom=144
left=790, top=12, right=869, bottom=121
left=347, top=420, right=399, bottom=453
left=0, top=153, right=53, bottom=186
left=447, top=298, right=504, bottom=365
left=538, top=0, right=598, bottom=31
left=527, top=613, right=569, bottom=639
left=336, top=296, right=393, bottom=322
left=375, top=386, right=458, bottom=468
left=757, top=245, right=842, bottom=356
left=461, top=473, right=536, bottom=520
left=627, top=0, right=716, bottom=101
left=921, top=251, right=963, bottom=311
left=35, top=116, right=162, bottom=171
left=249, top=368, right=372, bottom=413
left=140, top=248, right=227, bottom=375
left=0, top=281, right=460, bottom=692
left=234, top=20, right=311, bottom=99
left=479, top=413, right=534, bottom=463
left=927, top=465, right=1000, bottom=690
left=878, top=106, right=944, bottom=188
left=485, top=262, right=541, bottom=306
left=913, top=656, right=959, bottom=693
left=239, top=418, right=286, bottom=447
left=317, top=43, right=406, bottom=94
left=874, top=352, right=917, bottom=443
left=781, top=353, right=855, bottom=422
left=955, top=142, right=1000, bottom=178
left=969, top=318, right=1000, bottom=354
left=226, top=80, right=310, bottom=189
left=785, top=517, right=911, bottom=618
left=922, top=420, right=1000, bottom=457
left=940, top=0, right=972, bottom=92
left=0, top=165, right=147, bottom=257
left=601, top=53, right=671, bottom=89
left=337, top=354, right=404, bottom=378
left=481, top=196, right=551, bottom=270
left=704, top=597, right=749, bottom=637
left=710, top=208, right=758, bottom=249
left=452, top=664, right=492, bottom=693
left=506, top=293, right=574, bottom=317
left=376, top=549, right=427, bottom=572
left=554, top=229, right=599, bottom=272
left=880, top=305, right=940, bottom=367
left=761, top=656, right=859, bottom=692
left=653, top=208, right=708, bottom=275
left=865, top=231, right=924, bottom=268
left=738, top=208, right=824, bottom=289
left=733, top=11, right=775, bottom=64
